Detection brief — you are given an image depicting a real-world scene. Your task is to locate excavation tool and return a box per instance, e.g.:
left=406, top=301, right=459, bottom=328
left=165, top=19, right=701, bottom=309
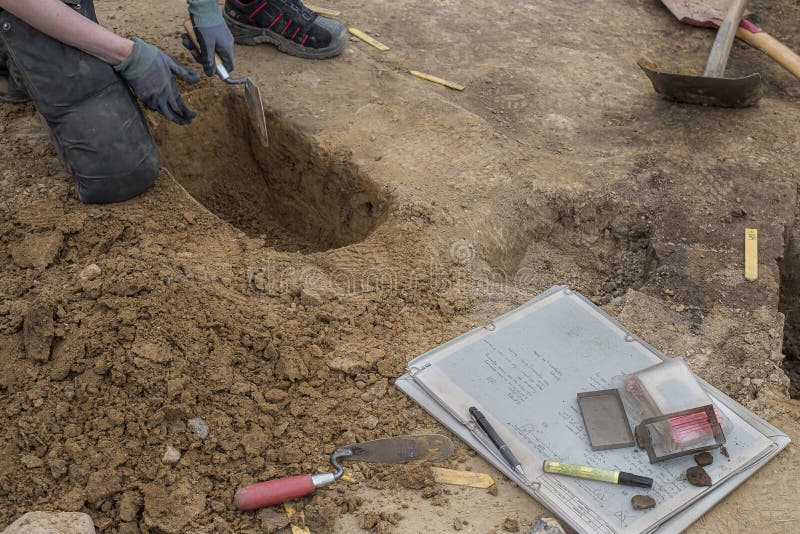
left=183, top=21, right=268, bottom=144
left=234, top=434, right=454, bottom=511
left=639, top=0, right=762, bottom=107
left=659, top=0, right=800, bottom=82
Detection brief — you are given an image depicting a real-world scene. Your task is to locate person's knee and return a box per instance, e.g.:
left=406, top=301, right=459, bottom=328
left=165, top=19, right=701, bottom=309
left=74, top=146, right=159, bottom=204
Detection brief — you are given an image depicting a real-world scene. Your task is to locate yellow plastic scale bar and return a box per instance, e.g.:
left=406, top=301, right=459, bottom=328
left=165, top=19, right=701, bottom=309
left=348, top=28, right=390, bottom=51
left=745, top=228, right=758, bottom=281
left=409, top=70, right=465, bottom=91
left=305, top=4, right=341, bottom=17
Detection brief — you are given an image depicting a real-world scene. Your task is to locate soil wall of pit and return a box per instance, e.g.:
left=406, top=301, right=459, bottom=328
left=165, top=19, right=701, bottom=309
left=152, top=88, right=390, bottom=252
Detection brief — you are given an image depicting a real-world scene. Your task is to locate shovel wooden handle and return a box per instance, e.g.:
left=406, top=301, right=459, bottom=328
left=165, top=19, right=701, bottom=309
left=736, top=27, right=800, bottom=82
left=234, top=474, right=316, bottom=511
left=183, top=20, right=224, bottom=71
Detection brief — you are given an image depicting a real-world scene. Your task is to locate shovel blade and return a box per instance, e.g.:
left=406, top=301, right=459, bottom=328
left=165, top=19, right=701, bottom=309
left=337, top=434, right=454, bottom=464
left=638, top=58, right=762, bottom=107
left=244, top=79, right=269, bottom=145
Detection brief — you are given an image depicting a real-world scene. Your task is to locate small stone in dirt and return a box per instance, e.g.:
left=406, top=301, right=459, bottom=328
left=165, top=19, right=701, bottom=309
left=23, top=300, right=54, bottom=361
left=1, top=511, right=94, bottom=534
left=363, top=414, right=380, bottom=430
left=487, top=484, right=498, bottom=496
left=188, top=417, right=209, bottom=439
left=79, top=263, right=102, bottom=281
left=631, top=494, right=656, bottom=510
left=686, top=466, right=712, bottom=487
left=694, top=451, right=713, bottom=467
left=10, top=231, right=63, bottom=269
left=162, top=445, right=181, bottom=464
left=527, top=518, right=565, bottom=534
left=502, top=517, right=520, bottom=533
left=453, top=517, right=464, bottom=530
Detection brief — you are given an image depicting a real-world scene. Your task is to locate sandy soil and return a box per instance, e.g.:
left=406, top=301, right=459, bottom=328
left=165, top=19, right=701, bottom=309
left=2, top=0, right=800, bottom=532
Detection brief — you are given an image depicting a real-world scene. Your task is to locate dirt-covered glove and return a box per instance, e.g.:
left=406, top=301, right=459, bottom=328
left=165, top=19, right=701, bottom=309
left=184, top=0, right=235, bottom=76
left=114, top=37, right=201, bottom=125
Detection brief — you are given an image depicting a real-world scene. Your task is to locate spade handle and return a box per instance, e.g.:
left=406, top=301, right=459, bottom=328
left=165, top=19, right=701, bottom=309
left=704, top=0, right=748, bottom=78
left=736, top=28, right=800, bottom=82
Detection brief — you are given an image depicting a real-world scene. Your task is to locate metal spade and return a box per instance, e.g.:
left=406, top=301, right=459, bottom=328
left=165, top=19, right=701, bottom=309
left=639, top=0, right=762, bottom=107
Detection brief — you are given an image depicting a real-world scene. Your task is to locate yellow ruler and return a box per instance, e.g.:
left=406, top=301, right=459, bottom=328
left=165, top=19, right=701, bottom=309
left=744, top=228, right=758, bottom=281
left=305, top=4, right=341, bottom=17
left=348, top=28, right=390, bottom=51
left=409, top=70, right=465, bottom=91
left=430, top=467, right=495, bottom=488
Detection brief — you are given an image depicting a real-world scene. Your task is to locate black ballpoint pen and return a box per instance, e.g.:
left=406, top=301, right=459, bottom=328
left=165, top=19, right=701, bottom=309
left=469, top=406, right=527, bottom=478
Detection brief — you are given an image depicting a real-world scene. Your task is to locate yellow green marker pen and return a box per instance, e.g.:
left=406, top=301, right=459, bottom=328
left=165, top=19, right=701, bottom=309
left=543, top=460, right=653, bottom=488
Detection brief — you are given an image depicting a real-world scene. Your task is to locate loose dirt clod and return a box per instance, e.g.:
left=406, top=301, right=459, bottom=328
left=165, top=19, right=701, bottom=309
left=687, top=466, right=713, bottom=487
left=631, top=494, right=656, bottom=510
left=22, top=300, right=54, bottom=361
left=694, top=451, right=714, bottom=467
left=10, top=231, right=63, bottom=269
left=503, top=517, right=520, bottom=533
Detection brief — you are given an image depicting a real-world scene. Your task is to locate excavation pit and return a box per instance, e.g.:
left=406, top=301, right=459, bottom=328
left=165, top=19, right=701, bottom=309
left=780, top=196, right=800, bottom=398
left=152, top=88, right=390, bottom=252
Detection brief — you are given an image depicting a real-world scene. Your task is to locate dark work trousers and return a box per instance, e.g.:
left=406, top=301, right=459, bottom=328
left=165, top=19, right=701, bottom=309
left=0, top=0, right=159, bottom=203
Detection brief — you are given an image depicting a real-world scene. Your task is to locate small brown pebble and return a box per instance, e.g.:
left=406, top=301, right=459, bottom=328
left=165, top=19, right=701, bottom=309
left=631, top=494, right=656, bottom=510
left=694, top=451, right=713, bottom=467
left=487, top=484, right=498, bottom=496
left=502, top=517, right=519, bottom=533
left=686, top=466, right=712, bottom=486
left=453, top=517, right=464, bottom=531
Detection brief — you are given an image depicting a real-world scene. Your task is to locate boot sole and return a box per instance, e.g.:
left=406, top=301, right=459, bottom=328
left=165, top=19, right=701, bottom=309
left=224, top=13, right=347, bottom=59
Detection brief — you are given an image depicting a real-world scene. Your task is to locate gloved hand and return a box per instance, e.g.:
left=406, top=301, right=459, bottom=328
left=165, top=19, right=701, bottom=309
left=184, top=0, right=235, bottom=76
left=114, top=37, right=201, bottom=125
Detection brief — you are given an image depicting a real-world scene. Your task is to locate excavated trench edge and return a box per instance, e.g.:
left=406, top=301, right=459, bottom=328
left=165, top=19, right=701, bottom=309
left=780, top=186, right=800, bottom=398
left=152, top=88, right=391, bottom=253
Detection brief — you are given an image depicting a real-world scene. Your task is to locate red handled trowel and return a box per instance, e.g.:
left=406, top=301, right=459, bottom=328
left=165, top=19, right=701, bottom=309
left=234, top=434, right=454, bottom=511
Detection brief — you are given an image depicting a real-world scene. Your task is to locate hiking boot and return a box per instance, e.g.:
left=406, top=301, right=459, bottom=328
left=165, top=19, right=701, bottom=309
left=224, top=0, right=347, bottom=59
left=0, top=67, right=30, bottom=104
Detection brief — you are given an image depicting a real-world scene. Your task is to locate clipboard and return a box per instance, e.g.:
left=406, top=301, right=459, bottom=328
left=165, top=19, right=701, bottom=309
left=397, top=286, right=789, bottom=533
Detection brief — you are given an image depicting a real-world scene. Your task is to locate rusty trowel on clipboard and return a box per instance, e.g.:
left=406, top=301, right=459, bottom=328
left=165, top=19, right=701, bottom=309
left=183, top=20, right=268, bottom=144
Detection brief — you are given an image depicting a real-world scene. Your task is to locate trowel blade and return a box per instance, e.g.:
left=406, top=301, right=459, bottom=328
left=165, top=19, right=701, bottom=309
left=337, top=434, right=454, bottom=464
left=638, top=58, right=762, bottom=108
left=244, top=79, right=269, bottom=145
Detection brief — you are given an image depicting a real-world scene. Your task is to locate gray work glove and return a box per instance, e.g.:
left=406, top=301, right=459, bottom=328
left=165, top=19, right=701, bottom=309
left=184, top=0, right=235, bottom=76
left=114, top=37, right=201, bottom=125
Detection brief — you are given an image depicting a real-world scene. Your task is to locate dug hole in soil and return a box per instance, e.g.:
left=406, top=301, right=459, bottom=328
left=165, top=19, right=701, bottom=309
left=153, top=88, right=390, bottom=253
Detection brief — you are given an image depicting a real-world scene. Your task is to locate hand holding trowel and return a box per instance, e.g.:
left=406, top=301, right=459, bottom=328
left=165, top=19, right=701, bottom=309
left=639, top=0, right=762, bottom=107
left=182, top=20, right=269, bottom=144
left=659, top=0, right=800, bottom=81
left=234, top=434, right=454, bottom=511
